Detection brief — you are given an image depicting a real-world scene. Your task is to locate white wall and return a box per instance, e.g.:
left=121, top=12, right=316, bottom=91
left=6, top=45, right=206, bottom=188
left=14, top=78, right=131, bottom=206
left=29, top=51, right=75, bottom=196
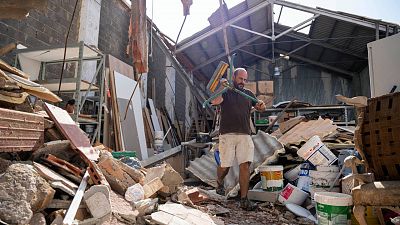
left=368, top=33, right=400, bottom=97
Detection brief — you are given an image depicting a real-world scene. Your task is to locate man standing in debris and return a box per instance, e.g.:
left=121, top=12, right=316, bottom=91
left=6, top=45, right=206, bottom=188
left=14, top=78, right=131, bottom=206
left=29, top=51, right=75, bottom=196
left=211, top=68, right=266, bottom=211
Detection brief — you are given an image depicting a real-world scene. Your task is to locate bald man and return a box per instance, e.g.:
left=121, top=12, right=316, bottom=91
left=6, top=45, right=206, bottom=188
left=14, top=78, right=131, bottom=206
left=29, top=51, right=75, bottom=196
left=211, top=68, right=266, bottom=211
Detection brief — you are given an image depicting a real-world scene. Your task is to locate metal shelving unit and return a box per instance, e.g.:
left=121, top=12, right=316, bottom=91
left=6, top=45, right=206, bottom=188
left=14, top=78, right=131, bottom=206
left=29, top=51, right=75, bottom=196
left=15, top=41, right=105, bottom=143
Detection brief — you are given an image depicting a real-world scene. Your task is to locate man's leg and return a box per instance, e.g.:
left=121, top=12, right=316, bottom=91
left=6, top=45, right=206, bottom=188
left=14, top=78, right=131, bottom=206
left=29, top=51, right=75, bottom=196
left=217, top=166, right=230, bottom=185
left=239, top=162, right=250, bottom=198
left=216, top=166, right=230, bottom=195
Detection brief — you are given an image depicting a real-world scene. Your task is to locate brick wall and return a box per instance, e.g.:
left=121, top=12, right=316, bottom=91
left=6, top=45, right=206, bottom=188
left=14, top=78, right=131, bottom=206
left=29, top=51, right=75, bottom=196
left=0, top=0, right=81, bottom=65
left=98, top=0, right=131, bottom=65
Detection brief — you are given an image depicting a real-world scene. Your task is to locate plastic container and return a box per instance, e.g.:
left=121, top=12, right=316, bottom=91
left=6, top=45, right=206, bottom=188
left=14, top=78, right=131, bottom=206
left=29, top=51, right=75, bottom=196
left=297, top=135, right=337, bottom=166
left=315, top=192, right=352, bottom=225
left=278, top=183, right=308, bottom=205
left=260, top=165, right=284, bottom=191
left=297, top=163, right=312, bottom=193
left=154, top=131, right=164, bottom=154
left=284, top=164, right=301, bottom=183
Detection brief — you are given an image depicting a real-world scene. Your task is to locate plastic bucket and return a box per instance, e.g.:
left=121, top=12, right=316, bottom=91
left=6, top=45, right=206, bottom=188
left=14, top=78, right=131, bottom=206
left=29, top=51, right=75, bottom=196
left=260, top=165, right=284, bottom=191
left=278, top=183, right=308, bottom=205
left=310, top=185, right=341, bottom=200
left=315, top=192, right=352, bottom=225
left=297, top=135, right=337, bottom=166
left=297, top=163, right=312, bottom=193
left=154, top=131, right=164, bottom=154
left=284, top=164, right=301, bottom=182
left=310, top=170, right=340, bottom=187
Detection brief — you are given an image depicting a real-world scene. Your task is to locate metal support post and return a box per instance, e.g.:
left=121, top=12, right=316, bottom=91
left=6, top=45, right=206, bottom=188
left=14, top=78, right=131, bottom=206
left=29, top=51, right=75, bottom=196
left=74, top=41, right=84, bottom=122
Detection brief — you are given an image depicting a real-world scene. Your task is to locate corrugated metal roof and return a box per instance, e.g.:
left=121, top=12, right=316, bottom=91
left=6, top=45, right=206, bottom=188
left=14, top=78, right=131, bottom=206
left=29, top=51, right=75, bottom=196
left=186, top=130, right=285, bottom=196
left=176, top=0, right=399, bottom=82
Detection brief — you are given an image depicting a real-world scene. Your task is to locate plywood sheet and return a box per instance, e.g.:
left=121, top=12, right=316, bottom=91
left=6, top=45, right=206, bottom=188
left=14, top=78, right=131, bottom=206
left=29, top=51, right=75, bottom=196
left=44, top=103, right=98, bottom=161
left=114, top=71, right=147, bottom=160
left=278, top=118, right=337, bottom=146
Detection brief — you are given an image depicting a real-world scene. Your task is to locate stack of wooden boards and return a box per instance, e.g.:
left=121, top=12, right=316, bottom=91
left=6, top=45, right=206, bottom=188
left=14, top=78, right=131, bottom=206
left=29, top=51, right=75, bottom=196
left=103, top=55, right=184, bottom=160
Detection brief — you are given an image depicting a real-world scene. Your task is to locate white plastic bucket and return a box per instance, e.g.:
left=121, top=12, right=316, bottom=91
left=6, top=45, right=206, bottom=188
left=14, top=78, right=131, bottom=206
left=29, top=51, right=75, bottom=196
left=297, top=164, right=312, bottom=193
left=278, top=183, right=308, bottom=205
left=310, top=185, right=341, bottom=200
left=297, top=135, right=337, bottom=166
left=260, top=165, right=284, bottom=191
left=154, top=131, right=164, bottom=154
left=314, top=192, right=352, bottom=225
left=310, top=170, right=340, bottom=187
left=284, top=164, right=301, bottom=182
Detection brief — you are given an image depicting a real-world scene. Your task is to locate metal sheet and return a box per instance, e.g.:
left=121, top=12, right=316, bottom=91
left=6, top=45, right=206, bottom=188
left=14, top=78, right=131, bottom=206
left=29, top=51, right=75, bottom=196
left=186, top=130, right=285, bottom=195
left=0, top=108, right=44, bottom=152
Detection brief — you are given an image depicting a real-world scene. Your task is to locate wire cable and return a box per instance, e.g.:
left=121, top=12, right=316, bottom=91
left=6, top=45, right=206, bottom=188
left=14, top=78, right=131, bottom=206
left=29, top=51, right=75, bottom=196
left=57, top=0, right=79, bottom=95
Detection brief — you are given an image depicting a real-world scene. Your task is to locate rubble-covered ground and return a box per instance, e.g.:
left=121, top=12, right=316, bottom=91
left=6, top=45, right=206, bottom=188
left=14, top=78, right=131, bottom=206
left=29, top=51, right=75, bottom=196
left=196, top=199, right=315, bottom=225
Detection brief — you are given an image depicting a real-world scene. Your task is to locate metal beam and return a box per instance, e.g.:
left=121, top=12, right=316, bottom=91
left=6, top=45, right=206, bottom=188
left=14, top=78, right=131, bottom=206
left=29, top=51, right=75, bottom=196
left=230, top=24, right=272, bottom=39
left=192, top=30, right=271, bottom=71
left=274, top=0, right=396, bottom=32
left=275, top=28, right=368, bottom=60
left=275, top=14, right=320, bottom=39
left=176, top=1, right=271, bottom=53
left=277, top=43, right=310, bottom=60
left=237, top=48, right=272, bottom=62
left=275, top=49, right=354, bottom=79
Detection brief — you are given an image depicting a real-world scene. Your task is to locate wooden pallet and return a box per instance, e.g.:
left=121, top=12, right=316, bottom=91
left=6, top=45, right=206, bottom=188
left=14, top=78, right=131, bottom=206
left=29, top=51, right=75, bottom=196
left=358, top=92, right=400, bottom=180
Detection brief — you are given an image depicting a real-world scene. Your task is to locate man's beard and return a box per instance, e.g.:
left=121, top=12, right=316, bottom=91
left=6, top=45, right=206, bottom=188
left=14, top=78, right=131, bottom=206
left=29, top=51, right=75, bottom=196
left=234, top=81, right=244, bottom=89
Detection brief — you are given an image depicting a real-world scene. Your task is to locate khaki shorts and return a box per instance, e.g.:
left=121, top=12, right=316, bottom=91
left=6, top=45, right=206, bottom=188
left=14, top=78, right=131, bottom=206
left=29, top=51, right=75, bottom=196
left=218, top=133, right=254, bottom=168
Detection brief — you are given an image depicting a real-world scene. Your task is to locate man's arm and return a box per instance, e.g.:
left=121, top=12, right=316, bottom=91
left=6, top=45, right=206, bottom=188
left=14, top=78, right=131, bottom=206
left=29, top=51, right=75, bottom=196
left=211, top=78, right=228, bottom=105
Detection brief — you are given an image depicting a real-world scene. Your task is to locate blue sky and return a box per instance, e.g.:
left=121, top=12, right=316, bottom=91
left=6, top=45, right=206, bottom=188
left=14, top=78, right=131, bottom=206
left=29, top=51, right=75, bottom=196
left=147, top=0, right=400, bottom=41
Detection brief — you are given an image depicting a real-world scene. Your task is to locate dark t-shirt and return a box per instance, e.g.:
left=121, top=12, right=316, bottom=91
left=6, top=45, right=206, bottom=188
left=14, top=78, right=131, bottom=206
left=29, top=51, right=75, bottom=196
left=219, top=88, right=256, bottom=135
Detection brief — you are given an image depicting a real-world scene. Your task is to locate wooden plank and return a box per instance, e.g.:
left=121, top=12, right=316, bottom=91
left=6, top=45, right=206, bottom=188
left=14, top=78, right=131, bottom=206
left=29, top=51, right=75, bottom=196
left=141, top=146, right=182, bottom=167
left=34, top=162, right=78, bottom=190
left=0, top=107, right=44, bottom=152
left=129, top=0, right=148, bottom=73
left=148, top=98, right=162, bottom=131
left=109, top=70, right=123, bottom=151
left=63, top=171, right=89, bottom=225
left=47, top=199, right=86, bottom=209
left=0, top=58, right=29, bottom=79
left=44, top=103, right=98, bottom=161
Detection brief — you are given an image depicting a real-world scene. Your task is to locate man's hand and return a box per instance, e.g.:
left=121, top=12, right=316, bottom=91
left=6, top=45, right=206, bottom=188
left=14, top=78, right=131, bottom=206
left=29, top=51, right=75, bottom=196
left=220, top=78, right=228, bottom=87
left=254, top=100, right=266, bottom=112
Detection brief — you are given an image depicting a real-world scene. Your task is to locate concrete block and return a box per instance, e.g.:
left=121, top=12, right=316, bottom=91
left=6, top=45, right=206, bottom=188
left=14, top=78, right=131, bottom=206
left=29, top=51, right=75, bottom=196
left=84, top=184, right=110, bottom=201
left=143, top=177, right=164, bottom=198
left=247, top=189, right=279, bottom=202
left=85, top=192, right=111, bottom=218
left=98, top=157, right=136, bottom=195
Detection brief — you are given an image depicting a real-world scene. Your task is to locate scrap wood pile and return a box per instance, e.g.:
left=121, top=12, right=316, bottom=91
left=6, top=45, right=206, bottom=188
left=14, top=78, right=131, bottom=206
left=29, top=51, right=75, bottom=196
left=0, top=60, right=222, bottom=225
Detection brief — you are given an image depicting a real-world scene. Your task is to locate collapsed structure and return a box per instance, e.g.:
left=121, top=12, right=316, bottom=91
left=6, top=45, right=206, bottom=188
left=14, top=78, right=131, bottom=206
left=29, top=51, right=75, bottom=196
left=0, top=0, right=399, bottom=224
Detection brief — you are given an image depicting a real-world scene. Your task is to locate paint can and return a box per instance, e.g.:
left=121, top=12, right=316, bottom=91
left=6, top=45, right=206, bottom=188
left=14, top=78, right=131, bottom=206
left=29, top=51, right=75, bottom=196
left=260, top=165, right=284, bottom=191
left=154, top=131, right=164, bottom=154
left=284, top=164, right=301, bottom=183
left=278, top=183, right=308, bottom=205
left=297, top=163, right=312, bottom=193
left=315, top=192, right=352, bottom=225
left=297, top=135, right=337, bottom=166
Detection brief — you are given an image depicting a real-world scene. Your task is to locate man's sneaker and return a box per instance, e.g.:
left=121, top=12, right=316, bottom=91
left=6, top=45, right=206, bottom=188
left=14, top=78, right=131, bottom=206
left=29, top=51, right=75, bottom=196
left=216, top=184, right=225, bottom=196
left=240, top=198, right=257, bottom=211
